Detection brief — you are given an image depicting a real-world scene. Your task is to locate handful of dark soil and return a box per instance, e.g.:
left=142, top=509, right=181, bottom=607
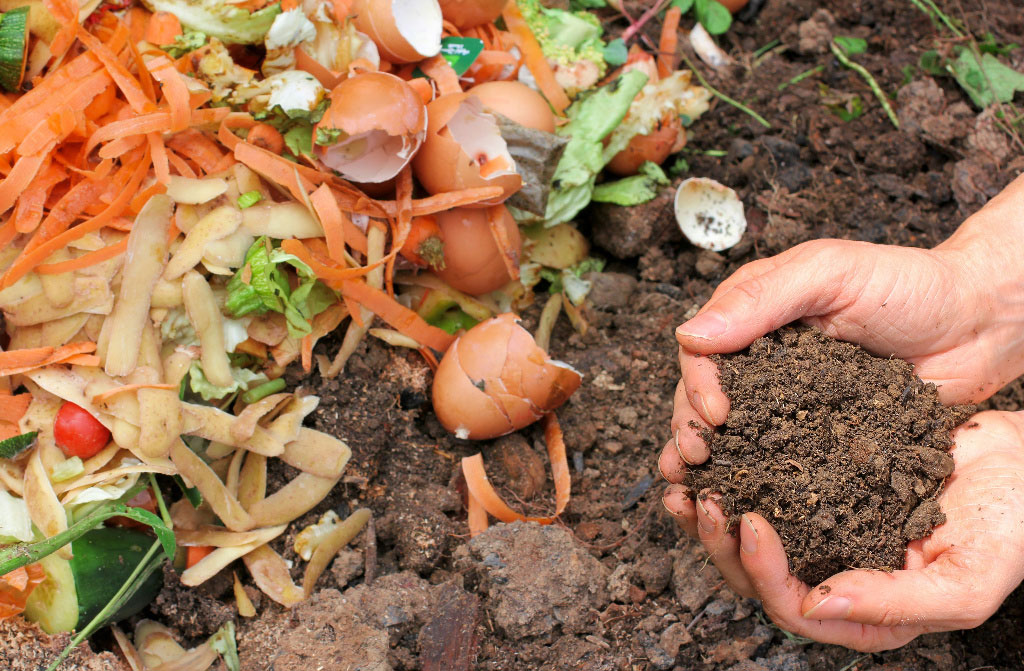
left=685, top=326, right=974, bottom=586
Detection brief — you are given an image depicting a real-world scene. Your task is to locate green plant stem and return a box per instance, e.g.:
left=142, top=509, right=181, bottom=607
left=829, top=41, right=900, bottom=129
left=682, top=54, right=772, bottom=128
left=240, top=377, right=287, bottom=404
left=778, top=65, right=824, bottom=91
left=148, top=473, right=173, bottom=530
left=47, top=540, right=164, bottom=671
left=907, top=0, right=964, bottom=37
left=752, top=38, right=781, bottom=59
left=922, top=0, right=964, bottom=36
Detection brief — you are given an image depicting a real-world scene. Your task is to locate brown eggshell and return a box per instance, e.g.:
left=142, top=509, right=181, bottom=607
left=605, top=114, right=683, bottom=177
left=431, top=313, right=582, bottom=439
left=434, top=205, right=521, bottom=295
left=352, top=0, right=443, bottom=64
left=313, top=72, right=427, bottom=183
left=719, top=0, right=749, bottom=12
left=468, top=81, right=556, bottom=133
left=412, top=93, right=522, bottom=205
left=438, top=0, right=508, bottom=29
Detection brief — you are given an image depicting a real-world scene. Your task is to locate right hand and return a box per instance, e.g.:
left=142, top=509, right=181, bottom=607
left=660, top=236, right=1024, bottom=478
left=662, top=173, right=1024, bottom=475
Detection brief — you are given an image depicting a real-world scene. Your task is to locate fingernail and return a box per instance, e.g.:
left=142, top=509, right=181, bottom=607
left=693, top=391, right=714, bottom=425
left=677, top=311, right=729, bottom=340
left=696, top=497, right=716, bottom=534
left=674, top=427, right=694, bottom=465
left=802, top=596, right=853, bottom=620
left=661, top=484, right=690, bottom=517
left=740, top=513, right=758, bottom=554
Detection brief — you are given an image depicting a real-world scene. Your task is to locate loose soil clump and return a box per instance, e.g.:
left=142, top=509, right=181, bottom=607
left=686, top=326, right=974, bottom=585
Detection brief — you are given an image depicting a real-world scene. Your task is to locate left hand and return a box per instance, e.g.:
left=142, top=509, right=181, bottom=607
left=662, top=410, right=1024, bottom=652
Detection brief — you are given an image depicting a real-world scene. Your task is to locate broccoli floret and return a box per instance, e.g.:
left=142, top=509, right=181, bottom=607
left=518, top=0, right=607, bottom=91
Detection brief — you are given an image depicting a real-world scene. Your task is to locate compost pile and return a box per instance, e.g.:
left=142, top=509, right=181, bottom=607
left=686, top=326, right=975, bottom=585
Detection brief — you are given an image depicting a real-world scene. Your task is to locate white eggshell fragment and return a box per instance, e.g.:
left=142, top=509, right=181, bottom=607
left=673, top=178, right=747, bottom=252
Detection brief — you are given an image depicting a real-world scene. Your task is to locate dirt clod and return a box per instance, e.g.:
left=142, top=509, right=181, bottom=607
left=686, top=326, right=974, bottom=585
left=455, top=521, right=610, bottom=639
left=0, top=618, right=127, bottom=671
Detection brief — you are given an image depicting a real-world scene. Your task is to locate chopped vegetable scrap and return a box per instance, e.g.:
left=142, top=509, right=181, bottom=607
left=0, top=0, right=729, bottom=660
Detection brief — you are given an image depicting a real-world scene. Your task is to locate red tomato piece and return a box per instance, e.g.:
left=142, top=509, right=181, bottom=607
left=53, top=402, right=110, bottom=459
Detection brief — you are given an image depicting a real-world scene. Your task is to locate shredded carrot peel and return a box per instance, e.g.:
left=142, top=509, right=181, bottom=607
left=461, top=413, right=571, bottom=534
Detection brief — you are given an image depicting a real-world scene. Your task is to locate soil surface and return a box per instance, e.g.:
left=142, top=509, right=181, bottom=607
left=9, top=0, right=1024, bottom=670
left=686, top=326, right=974, bottom=585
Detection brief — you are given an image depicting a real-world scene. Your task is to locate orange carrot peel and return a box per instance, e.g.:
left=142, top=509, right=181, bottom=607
left=461, top=413, right=570, bottom=536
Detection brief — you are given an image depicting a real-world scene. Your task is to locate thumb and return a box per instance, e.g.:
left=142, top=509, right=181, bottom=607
left=800, top=552, right=1006, bottom=630
left=675, top=243, right=848, bottom=354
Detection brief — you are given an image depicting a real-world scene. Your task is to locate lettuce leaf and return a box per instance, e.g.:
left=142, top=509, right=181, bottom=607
left=225, top=237, right=337, bottom=338
left=544, top=70, right=649, bottom=226
left=591, top=161, right=669, bottom=206
left=188, top=360, right=268, bottom=402
left=140, top=0, right=282, bottom=45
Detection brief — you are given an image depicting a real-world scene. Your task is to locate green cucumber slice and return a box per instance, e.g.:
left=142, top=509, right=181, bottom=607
left=22, top=527, right=164, bottom=633
left=23, top=553, right=79, bottom=634
left=70, top=527, right=164, bottom=626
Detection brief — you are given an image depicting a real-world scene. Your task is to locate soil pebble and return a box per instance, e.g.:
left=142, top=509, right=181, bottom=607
left=454, top=521, right=610, bottom=639
left=686, top=326, right=974, bottom=585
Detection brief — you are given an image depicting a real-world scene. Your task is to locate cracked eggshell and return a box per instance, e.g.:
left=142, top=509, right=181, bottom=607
left=352, top=0, right=443, bottom=64
left=468, top=81, right=556, bottom=133
left=435, top=205, right=521, bottom=296
left=674, top=177, right=747, bottom=251
left=605, top=113, right=683, bottom=177
left=438, top=0, right=508, bottom=29
left=432, top=313, right=582, bottom=440
left=412, top=93, right=522, bottom=206
left=313, top=72, right=427, bottom=184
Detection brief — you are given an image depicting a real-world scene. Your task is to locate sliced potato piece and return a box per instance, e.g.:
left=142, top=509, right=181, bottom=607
left=169, top=438, right=254, bottom=532
left=102, top=195, right=172, bottom=377
left=164, top=206, right=242, bottom=280
left=165, top=176, right=228, bottom=204
left=242, top=201, right=324, bottom=239
left=181, top=271, right=233, bottom=388
left=137, top=387, right=181, bottom=460
left=24, top=449, right=71, bottom=559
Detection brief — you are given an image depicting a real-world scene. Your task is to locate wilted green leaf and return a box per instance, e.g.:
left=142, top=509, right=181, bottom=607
left=603, top=38, right=628, bottom=66
left=834, top=35, right=868, bottom=55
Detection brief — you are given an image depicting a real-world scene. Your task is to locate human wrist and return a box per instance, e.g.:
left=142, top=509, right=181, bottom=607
left=936, top=177, right=1024, bottom=389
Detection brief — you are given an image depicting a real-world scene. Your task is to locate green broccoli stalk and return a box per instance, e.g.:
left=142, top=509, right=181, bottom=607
left=517, top=0, right=608, bottom=93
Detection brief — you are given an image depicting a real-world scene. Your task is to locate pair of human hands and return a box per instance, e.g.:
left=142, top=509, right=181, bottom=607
left=661, top=180, right=1024, bottom=651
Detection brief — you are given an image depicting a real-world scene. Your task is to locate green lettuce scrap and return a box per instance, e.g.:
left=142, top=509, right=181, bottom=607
left=188, top=360, right=268, bottom=402
left=591, top=161, right=670, bottom=206
left=225, top=236, right=337, bottom=338
left=544, top=70, right=649, bottom=226
left=541, top=256, right=606, bottom=304
left=140, top=0, right=282, bottom=45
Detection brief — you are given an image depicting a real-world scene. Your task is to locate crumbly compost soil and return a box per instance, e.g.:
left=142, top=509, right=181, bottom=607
left=10, top=0, right=1024, bottom=670
left=686, top=326, right=974, bottom=585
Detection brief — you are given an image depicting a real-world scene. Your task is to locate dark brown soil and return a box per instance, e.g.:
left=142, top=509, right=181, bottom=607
left=686, top=326, right=975, bottom=585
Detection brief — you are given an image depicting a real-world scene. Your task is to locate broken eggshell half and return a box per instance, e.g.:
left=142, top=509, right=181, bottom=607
left=674, top=177, right=747, bottom=252
left=412, top=93, right=522, bottom=206
left=313, top=72, right=427, bottom=184
left=432, top=313, right=582, bottom=440
left=438, top=0, right=508, bottom=30
left=434, top=205, right=522, bottom=296
left=351, top=0, right=443, bottom=64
